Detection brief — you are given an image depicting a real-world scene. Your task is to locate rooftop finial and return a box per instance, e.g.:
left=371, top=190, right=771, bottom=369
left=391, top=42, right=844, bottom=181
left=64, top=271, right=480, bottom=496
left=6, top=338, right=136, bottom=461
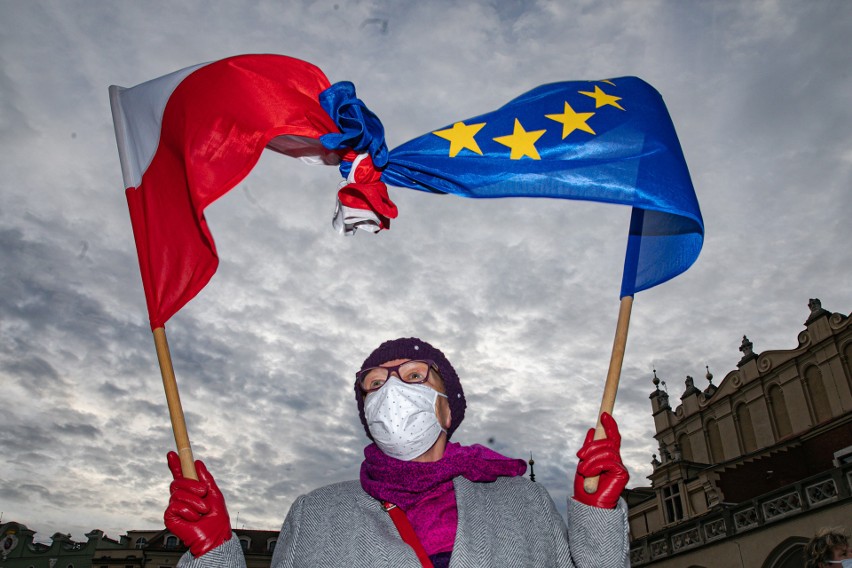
left=528, top=453, right=536, bottom=482
left=703, top=364, right=718, bottom=397
left=650, top=369, right=671, bottom=407
left=738, top=335, right=757, bottom=366
left=740, top=336, right=753, bottom=356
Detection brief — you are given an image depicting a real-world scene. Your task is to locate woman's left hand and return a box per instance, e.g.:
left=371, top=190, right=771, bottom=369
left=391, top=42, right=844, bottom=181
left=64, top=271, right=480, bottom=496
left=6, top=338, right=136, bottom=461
left=572, top=412, right=629, bottom=509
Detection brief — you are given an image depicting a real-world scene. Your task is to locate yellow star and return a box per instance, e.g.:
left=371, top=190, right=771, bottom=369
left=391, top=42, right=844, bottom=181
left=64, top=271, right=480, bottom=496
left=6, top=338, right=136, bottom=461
left=578, top=85, right=625, bottom=110
left=545, top=102, right=596, bottom=139
left=432, top=121, right=486, bottom=157
left=492, top=119, right=547, bottom=160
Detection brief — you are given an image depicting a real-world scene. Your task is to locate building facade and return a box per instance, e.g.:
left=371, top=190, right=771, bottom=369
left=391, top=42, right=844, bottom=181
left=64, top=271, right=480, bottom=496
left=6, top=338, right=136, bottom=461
left=0, top=524, right=276, bottom=568
left=93, top=529, right=277, bottom=568
left=0, top=522, right=125, bottom=568
left=627, top=299, right=852, bottom=567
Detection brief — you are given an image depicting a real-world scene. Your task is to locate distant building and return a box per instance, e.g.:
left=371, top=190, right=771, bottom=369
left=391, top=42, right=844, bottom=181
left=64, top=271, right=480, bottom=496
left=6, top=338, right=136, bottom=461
left=92, top=530, right=158, bottom=568
left=0, top=522, right=125, bottom=568
left=93, top=529, right=277, bottom=568
left=627, top=299, right=852, bottom=567
left=0, top=523, right=277, bottom=568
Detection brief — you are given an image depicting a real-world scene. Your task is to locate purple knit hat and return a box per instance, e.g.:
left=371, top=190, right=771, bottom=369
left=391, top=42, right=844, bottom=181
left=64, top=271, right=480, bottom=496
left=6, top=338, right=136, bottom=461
left=355, top=337, right=467, bottom=441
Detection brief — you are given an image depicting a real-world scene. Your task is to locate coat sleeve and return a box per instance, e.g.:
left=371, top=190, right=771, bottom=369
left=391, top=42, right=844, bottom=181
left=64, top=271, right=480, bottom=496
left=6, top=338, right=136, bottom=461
left=269, top=494, right=307, bottom=568
left=533, top=483, right=576, bottom=568
left=566, top=497, right=630, bottom=568
left=175, top=534, right=247, bottom=568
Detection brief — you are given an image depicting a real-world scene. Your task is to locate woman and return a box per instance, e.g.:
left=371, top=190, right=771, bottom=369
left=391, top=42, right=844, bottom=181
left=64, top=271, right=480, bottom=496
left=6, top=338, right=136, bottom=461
left=806, top=528, right=852, bottom=567
left=165, top=337, right=631, bottom=567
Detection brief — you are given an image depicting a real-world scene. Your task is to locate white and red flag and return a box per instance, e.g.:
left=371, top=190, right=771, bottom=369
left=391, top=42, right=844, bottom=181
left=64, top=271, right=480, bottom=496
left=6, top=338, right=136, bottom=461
left=110, top=54, right=396, bottom=329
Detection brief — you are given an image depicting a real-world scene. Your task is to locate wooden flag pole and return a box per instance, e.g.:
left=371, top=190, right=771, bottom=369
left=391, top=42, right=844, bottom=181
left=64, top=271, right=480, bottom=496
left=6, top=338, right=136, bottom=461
left=152, top=327, right=197, bottom=480
left=584, top=295, right=633, bottom=494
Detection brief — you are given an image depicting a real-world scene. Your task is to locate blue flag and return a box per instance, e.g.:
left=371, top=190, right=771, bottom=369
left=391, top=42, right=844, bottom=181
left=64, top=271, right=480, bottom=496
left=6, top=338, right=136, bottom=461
left=322, top=76, right=703, bottom=297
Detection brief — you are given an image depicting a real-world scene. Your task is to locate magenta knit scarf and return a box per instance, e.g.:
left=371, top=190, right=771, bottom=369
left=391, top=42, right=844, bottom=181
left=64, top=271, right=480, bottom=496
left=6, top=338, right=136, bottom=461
left=360, top=442, right=527, bottom=555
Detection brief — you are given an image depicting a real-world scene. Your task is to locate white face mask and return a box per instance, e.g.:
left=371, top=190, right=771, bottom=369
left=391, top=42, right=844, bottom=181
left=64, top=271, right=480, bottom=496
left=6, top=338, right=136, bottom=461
left=827, top=560, right=852, bottom=567
left=364, top=376, right=448, bottom=461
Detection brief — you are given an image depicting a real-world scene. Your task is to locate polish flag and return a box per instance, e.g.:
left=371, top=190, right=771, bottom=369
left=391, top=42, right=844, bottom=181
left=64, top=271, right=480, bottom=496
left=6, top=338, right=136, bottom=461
left=109, top=54, right=388, bottom=329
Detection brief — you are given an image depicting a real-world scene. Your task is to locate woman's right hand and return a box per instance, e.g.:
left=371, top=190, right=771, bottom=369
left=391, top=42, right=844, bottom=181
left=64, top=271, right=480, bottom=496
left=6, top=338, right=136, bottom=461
left=164, top=452, right=233, bottom=557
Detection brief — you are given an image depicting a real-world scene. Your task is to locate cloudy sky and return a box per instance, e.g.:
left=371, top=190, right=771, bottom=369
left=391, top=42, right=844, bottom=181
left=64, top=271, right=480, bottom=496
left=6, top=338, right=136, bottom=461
left=2, top=0, right=850, bottom=543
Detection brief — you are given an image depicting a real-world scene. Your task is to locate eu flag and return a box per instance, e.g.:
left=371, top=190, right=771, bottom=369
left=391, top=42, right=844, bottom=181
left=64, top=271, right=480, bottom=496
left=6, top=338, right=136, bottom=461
left=377, top=77, right=703, bottom=297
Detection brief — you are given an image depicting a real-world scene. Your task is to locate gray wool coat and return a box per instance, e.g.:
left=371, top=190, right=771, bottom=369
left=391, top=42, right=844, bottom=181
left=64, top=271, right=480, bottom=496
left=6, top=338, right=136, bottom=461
left=178, top=476, right=630, bottom=568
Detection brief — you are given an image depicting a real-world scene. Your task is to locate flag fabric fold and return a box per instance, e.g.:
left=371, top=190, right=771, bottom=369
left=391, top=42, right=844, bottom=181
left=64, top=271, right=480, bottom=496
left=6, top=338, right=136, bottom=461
left=110, top=54, right=703, bottom=329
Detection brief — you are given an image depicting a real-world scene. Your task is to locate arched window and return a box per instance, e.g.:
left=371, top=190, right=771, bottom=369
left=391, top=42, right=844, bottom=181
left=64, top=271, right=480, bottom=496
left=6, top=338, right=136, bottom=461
left=736, top=403, right=757, bottom=453
left=804, top=366, right=832, bottom=423
left=134, top=538, right=147, bottom=549
left=705, top=419, right=724, bottom=463
left=239, top=538, right=250, bottom=552
left=267, top=539, right=277, bottom=552
left=165, top=536, right=179, bottom=549
left=677, top=433, right=693, bottom=461
left=762, top=536, right=807, bottom=568
left=768, top=384, right=792, bottom=439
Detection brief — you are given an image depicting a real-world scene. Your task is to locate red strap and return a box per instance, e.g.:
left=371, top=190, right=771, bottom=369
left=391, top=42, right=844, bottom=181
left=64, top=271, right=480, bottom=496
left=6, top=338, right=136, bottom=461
left=382, top=501, right=434, bottom=568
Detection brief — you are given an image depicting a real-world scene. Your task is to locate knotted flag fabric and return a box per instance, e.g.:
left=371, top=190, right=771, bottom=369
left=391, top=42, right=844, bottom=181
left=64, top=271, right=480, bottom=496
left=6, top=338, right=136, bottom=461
left=110, top=54, right=702, bottom=329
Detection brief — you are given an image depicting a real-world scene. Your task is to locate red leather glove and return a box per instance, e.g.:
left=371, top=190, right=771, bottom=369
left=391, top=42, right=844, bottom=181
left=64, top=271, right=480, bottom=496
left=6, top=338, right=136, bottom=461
left=572, top=412, right=629, bottom=509
left=164, top=452, right=232, bottom=557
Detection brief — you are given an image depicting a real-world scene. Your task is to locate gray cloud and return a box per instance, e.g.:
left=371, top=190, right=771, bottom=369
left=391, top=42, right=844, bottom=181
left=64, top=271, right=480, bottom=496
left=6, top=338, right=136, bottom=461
left=1, top=0, right=850, bottom=542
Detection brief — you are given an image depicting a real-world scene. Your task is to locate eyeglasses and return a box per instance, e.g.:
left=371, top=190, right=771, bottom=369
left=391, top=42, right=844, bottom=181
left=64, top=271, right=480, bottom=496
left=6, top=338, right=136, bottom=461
left=356, top=359, right=437, bottom=393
